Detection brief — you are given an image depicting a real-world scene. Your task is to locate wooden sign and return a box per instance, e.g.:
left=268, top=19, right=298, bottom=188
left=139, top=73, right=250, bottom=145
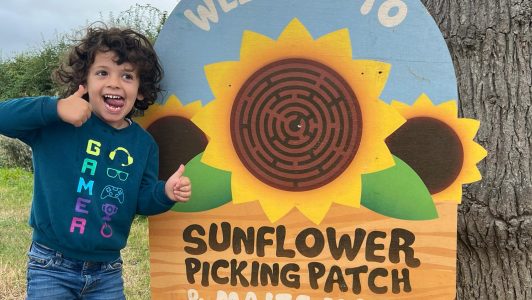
left=135, top=1, right=487, bottom=299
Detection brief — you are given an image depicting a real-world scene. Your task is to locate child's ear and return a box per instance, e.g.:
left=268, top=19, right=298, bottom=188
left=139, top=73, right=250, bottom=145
left=137, top=92, right=145, bottom=100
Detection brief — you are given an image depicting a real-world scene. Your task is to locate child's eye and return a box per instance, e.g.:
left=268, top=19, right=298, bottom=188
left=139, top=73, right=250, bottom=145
left=122, top=73, right=135, bottom=80
left=96, top=70, right=108, bottom=76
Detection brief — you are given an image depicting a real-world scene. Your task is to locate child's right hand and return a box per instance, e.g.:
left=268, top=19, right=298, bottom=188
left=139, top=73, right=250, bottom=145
left=57, top=85, right=92, bottom=127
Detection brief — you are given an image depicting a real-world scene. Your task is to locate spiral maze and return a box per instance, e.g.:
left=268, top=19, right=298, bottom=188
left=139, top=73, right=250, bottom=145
left=231, top=58, right=362, bottom=191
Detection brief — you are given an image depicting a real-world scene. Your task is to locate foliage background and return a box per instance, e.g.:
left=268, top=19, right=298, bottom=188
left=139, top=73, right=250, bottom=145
left=0, top=4, right=167, bottom=170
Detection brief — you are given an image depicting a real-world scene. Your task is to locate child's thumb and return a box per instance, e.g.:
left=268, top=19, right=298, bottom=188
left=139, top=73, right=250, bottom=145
left=175, top=164, right=186, bottom=177
left=168, top=164, right=185, bottom=183
left=74, top=85, right=87, bottom=98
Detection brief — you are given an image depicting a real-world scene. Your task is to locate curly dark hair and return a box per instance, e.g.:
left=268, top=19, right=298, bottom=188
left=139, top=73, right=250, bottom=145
left=54, top=25, right=163, bottom=112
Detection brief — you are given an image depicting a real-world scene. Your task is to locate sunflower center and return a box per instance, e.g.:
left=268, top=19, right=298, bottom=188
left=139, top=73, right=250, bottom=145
left=231, top=58, right=362, bottom=191
left=385, top=117, right=464, bottom=194
left=147, top=116, right=208, bottom=180
left=289, top=117, right=304, bottom=132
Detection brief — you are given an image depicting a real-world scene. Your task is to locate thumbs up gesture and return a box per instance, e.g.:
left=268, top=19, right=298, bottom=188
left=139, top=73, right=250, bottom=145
left=57, top=85, right=92, bottom=127
left=165, top=164, right=191, bottom=202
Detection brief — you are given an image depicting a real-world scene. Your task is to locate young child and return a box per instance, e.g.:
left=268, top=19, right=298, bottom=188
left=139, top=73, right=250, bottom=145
left=0, top=26, right=190, bottom=299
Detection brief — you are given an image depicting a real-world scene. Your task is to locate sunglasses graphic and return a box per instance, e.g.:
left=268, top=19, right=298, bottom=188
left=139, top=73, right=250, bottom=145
left=107, top=168, right=129, bottom=181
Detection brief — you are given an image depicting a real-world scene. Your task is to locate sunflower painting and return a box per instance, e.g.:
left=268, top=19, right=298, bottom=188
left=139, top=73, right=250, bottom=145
left=143, top=1, right=486, bottom=298
left=192, top=19, right=405, bottom=224
left=386, top=94, right=487, bottom=202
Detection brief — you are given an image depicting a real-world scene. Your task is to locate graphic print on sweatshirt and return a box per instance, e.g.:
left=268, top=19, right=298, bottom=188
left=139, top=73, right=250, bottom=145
left=70, top=139, right=134, bottom=239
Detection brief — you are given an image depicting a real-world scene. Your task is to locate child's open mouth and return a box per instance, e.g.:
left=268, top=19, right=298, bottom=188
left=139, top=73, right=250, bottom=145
left=103, top=94, right=125, bottom=112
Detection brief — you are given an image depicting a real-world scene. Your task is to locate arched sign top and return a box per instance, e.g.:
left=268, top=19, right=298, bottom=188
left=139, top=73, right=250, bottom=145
left=155, top=0, right=457, bottom=106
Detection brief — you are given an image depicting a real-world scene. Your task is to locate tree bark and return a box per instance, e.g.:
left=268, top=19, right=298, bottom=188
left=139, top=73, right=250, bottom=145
left=421, top=0, right=532, bottom=299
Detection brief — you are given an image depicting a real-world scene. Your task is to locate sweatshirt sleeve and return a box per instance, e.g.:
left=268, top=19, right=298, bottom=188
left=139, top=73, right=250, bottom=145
left=136, top=142, right=175, bottom=216
left=0, top=96, right=61, bottom=145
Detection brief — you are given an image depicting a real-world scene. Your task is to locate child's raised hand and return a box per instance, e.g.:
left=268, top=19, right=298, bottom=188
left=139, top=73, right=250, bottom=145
left=165, top=164, right=191, bottom=202
left=57, top=85, right=92, bottom=127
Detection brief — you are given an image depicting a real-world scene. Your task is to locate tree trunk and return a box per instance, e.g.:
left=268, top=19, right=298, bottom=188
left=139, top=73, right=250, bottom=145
left=421, top=1, right=532, bottom=299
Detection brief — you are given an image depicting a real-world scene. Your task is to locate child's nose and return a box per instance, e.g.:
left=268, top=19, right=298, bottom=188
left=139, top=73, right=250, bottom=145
left=107, top=75, right=121, bottom=88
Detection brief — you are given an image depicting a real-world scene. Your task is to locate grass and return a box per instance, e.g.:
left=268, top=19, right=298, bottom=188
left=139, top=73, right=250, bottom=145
left=0, top=168, right=151, bottom=299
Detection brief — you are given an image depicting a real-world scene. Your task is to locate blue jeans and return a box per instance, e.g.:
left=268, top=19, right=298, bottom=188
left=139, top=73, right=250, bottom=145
left=26, top=242, right=125, bottom=300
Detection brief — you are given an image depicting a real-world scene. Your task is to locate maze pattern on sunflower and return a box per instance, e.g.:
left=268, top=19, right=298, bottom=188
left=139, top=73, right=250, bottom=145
left=231, top=58, right=362, bottom=191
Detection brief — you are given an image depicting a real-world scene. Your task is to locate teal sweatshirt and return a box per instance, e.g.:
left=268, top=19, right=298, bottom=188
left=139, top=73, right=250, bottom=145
left=0, top=96, right=175, bottom=262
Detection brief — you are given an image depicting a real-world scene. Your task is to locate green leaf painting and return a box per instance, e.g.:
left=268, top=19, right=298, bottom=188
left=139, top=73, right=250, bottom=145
left=361, top=156, right=438, bottom=220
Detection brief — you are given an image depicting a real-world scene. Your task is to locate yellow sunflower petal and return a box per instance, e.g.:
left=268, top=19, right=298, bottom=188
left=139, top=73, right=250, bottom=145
left=258, top=197, right=295, bottom=223
left=349, top=60, right=391, bottom=100
left=415, top=93, right=435, bottom=109
left=459, top=164, right=482, bottom=183
left=203, top=61, right=242, bottom=99
left=437, top=100, right=458, bottom=117
left=231, top=172, right=259, bottom=204
left=192, top=101, right=236, bottom=170
left=328, top=176, right=362, bottom=207
left=372, top=100, right=406, bottom=138
left=457, top=118, right=481, bottom=140
left=390, top=100, right=412, bottom=115
left=184, top=101, right=204, bottom=118
left=459, top=142, right=487, bottom=183
left=240, top=30, right=276, bottom=62
left=314, top=28, right=352, bottom=60
left=277, top=18, right=314, bottom=43
left=472, top=141, right=488, bottom=161
left=432, top=182, right=462, bottom=202
left=359, top=141, right=397, bottom=173
left=297, top=200, right=333, bottom=224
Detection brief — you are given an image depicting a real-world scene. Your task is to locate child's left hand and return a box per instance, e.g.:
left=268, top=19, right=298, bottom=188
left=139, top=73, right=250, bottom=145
left=165, top=164, right=191, bottom=202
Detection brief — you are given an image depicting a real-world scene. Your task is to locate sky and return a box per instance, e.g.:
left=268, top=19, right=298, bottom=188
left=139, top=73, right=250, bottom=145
left=0, top=0, right=180, bottom=60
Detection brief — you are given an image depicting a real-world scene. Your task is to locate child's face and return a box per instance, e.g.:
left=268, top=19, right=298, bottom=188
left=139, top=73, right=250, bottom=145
left=86, top=51, right=143, bottom=129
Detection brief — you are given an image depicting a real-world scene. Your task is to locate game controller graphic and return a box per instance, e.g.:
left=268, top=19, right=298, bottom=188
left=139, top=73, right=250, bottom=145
left=100, top=185, right=124, bottom=204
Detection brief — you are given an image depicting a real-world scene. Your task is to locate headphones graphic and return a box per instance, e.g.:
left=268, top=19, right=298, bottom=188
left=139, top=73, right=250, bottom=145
left=109, top=147, right=134, bottom=166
